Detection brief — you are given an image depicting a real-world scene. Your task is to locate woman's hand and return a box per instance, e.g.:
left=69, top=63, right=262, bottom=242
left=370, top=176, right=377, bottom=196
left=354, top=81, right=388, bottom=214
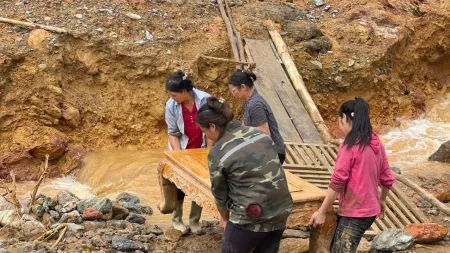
left=378, top=200, right=386, bottom=219
left=309, top=211, right=326, bottom=228
left=219, top=215, right=228, bottom=229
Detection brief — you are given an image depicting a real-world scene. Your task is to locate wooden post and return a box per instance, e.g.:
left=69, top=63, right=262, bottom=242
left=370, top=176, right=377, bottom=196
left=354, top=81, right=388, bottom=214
left=266, top=21, right=332, bottom=143
left=0, top=17, right=69, bottom=34
left=224, top=1, right=246, bottom=62
left=217, top=0, right=242, bottom=69
left=395, top=174, right=450, bottom=216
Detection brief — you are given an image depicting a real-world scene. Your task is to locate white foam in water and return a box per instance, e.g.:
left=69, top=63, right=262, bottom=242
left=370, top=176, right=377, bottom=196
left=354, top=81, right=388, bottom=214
left=40, top=175, right=95, bottom=199
left=380, top=94, right=450, bottom=170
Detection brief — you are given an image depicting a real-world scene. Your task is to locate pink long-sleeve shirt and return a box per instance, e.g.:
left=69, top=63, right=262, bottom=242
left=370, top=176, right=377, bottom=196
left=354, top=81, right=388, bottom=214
left=329, top=133, right=396, bottom=218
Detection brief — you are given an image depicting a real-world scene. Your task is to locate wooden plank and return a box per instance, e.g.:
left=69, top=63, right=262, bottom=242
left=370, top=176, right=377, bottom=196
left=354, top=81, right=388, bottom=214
left=245, top=39, right=302, bottom=143
left=391, top=185, right=430, bottom=223
left=370, top=222, right=382, bottom=234
left=274, top=79, right=323, bottom=143
left=284, top=164, right=332, bottom=170
left=326, top=146, right=338, bottom=160
left=319, top=146, right=336, bottom=166
left=293, top=145, right=313, bottom=166
left=389, top=188, right=422, bottom=223
left=386, top=197, right=412, bottom=226
left=286, top=145, right=303, bottom=165
left=384, top=205, right=404, bottom=228
left=310, top=146, right=331, bottom=167
left=284, top=170, right=333, bottom=176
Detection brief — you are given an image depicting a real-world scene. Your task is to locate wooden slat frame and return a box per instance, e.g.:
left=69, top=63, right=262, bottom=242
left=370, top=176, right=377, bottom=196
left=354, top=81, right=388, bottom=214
left=284, top=142, right=429, bottom=234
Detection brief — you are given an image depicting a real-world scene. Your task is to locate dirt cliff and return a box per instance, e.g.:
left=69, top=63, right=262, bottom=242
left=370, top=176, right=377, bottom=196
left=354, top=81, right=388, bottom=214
left=0, top=0, right=449, bottom=180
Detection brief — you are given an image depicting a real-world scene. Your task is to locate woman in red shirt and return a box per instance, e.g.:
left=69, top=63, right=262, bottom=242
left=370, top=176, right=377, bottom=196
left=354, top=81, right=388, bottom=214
left=164, top=70, right=212, bottom=235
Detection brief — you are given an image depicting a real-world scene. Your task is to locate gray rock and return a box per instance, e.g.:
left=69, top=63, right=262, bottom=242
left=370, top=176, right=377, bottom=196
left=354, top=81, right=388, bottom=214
left=310, top=60, right=323, bottom=70
left=75, top=14, right=83, bottom=19
left=149, top=224, right=163, bottom=235
left=145, top=31, right=153, bottom=40
left=125, top=12, right=141, bottom=20
left=99, top=9, right=113, bottom=14
left=83, top=230, right=96, bottom=239
left=121, top=202, right=152, bottom=215
left=54, top=204, right=62, bottom=213
left=282, top=229, right=310, bottom=239
left=390, top=166, right=402, bottom=174
left=77, top=198, right=112, bottom=214
left=66, top=223, right=85, bottom=233
left=134, top=234, right=155, bottom=243
left=84, top=221, right=107, bottom=231
left=56, top=190, right=80, bottom=206
left=429, top=141, right=450, bottom=163
left=111, top=235, right=146, bottom=251
left=59, top=210, right=82, bottom=223
left=107, top=220, right=131, bottom=230
left=135, top=40, right=146, bottom=45
left=324, top=4, right=331, bottom=11
left=286, top=22, right=322, bottom=42
left=428, top=209, right=439, bottom=216
left=372, top=229, right=414, bottom=252
left=335, top=76, right=343, bottom=83
left=313, top=0, right=324, bottom=7
left=61, top=201, right=77, bottom=213
left=305, top=36, right=333, bottom=53
left=32, top=205, right=45, bottom=218
left=22, top=220, right=46, bottom=240
left=49, top=210, right=60, bottom=220
left=125, top=213, right=146, bottom=224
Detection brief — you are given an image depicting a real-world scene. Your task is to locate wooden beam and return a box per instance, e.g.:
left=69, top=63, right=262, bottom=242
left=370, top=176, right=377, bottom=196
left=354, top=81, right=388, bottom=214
left=266, top=21, right=332, bottom=143
left=200, top=55, right=253, bottom=65
left=217, top=1, right=241, bottom=69
left=0, top=17, right=69, bottom=34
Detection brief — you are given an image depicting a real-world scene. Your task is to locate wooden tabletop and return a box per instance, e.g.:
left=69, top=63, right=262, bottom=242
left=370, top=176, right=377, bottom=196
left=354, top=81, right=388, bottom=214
left=163, top=148, right=325, bottom=204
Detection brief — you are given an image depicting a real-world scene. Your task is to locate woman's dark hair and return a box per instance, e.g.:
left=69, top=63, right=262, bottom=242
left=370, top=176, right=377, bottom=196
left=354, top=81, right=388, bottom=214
left=228, top=70, right=257, bottom=88
left=165, top=70, right=194, bottom=92
left=338, top=97, right=373, bottom=150
left=197, top=97, right=234, bottom=132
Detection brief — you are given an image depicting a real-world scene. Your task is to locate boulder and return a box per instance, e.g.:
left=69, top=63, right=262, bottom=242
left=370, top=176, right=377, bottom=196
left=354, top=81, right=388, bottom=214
left=0, top=210, right=21, bottom=229
left=27, top=127, right=69, bottom=160
left=112, top=201, right=129, bottom=220
left=49, top=210, right=60, bottom=220
left=60, top=201, right=77, bottom=213
left=21, top=220, right=46, bottom=240
left=106, top=220, right=131, bottom=230
left=121, top=202, right=152, bottom=215
left=285, top=22, right=323, bottom=41
left=61, top=103, right=81, bottom=128
left=77, top=198, right=113, bottom=214
left=56, top=144, right=87, bottom=174
left=125, top=213, right=146, bottom=224
left=404, top=223, right=448, bottom=244
left=66, top=223, right=85, bottom=233
left=0, top=197, right=14, bottom=212
left=164, top=228, right=183, bottom=242
left=41, top=212, right=55, bottom=228
left=27, top=29, right=53, bottom=51
left=436, top=191, right=450, bottom=203
left=371, top=229, right=414, bottom=252
left=116, top=192, right=140, bottom=205
left=357, top=237, right=371, bottom=253
left=279, top=238, right=309, bottom=253
left=147, top=224, right=163, bottom=235
left=429, top=141, right=450, bottom=163
left=0, top=152, right=42, bottom=181
left=111, top=235, right=146, bottom=251
left=82, top=208, right=103, bottom=221
left=59, top=210, right=82, bottom=223
left=83, top=221, right=107, bottom=231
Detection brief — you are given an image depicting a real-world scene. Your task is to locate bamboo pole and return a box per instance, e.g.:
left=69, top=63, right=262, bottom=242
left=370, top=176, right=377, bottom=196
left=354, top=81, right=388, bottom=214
left=395, top=174, right=450, bottom=216
left=266, top=21, right=332, bottom=143
left=224, top=1, right=245, bottom=62
left=200, top=55, right=252, bottom=65
left=0, top=17, right=69, bottom=34
left=217, top=0, right=241, bottom=69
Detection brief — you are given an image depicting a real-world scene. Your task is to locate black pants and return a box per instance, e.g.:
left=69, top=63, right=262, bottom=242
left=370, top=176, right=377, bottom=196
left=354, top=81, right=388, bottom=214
left=221, top=221, right=284, bottom=253
left=278, top=154, right=285, bottom=165
left=331, top=216, right=376, bottom=253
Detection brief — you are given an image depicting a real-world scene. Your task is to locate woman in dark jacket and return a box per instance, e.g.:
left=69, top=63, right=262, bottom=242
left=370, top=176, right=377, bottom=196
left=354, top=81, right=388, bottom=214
left=227, top=70, right=286, bottom=164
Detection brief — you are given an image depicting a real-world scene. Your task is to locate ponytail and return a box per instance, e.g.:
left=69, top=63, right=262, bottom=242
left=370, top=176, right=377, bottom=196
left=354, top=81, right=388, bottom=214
left=197, top=97, right=234, bottom=131
left=338, top=97, right=372, bottom=150
left=228, top=70, right=257, bottom=88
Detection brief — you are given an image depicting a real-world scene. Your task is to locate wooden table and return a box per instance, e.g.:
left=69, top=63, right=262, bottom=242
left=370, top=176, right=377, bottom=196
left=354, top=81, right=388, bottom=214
left=158, top=148, right=326, bottom=228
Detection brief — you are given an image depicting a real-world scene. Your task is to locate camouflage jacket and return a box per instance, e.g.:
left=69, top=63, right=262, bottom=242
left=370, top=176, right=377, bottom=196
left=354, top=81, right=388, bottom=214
left=208, top=121, right=293, bottom=232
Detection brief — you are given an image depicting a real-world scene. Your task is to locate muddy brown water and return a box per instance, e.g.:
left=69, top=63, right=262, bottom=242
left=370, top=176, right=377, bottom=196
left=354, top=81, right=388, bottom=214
left=12, top=94, right=450, bottom=229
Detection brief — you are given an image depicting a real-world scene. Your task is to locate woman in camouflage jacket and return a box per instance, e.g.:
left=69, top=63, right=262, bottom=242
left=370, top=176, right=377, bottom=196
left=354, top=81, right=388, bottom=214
left=196, top=97, right=293, bottom=253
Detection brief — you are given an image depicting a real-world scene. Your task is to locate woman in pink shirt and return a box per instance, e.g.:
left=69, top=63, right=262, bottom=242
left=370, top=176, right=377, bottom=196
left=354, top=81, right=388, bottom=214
left=309, top=97, right=396, bottom=252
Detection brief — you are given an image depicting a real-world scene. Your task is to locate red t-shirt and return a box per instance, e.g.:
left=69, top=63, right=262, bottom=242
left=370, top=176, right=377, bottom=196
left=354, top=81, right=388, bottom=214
left=182, top=103, right=203, bottom=149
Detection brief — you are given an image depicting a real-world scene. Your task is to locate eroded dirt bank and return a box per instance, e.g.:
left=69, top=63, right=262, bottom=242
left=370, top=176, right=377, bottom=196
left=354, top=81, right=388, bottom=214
left=0, top=1, right=449, bottom=179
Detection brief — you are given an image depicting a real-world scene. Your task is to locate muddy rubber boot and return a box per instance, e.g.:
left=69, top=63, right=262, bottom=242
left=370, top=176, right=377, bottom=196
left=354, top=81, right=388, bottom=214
left=172, top=200, right=188, bottom=235
left=189, top=201, right=203, bottom=235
